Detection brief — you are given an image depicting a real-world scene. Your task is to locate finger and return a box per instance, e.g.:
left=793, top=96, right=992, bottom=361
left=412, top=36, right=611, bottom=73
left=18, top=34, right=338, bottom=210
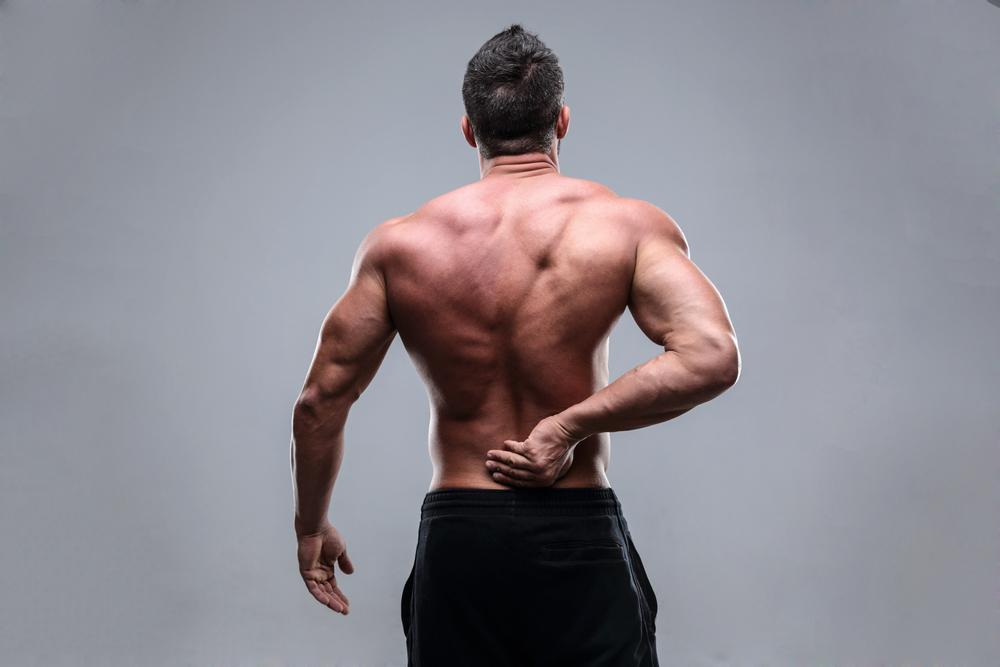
left=492, top=470, right=546, bottom=488
left=306, top=579, right=345, bottom=613
left=492, top=470, right=524, bottom=487
left=501, top=439, right=527, bottom=454
left=486, top=462, right=511, bottom=479
left=488, top=458, right=542, bottom=482
left=485, top=458, right=528, bottom=481
left=308, top=579, right=351, bottom=615
left=338, top=551, right=354, bottom=575
left=328, top=584, right=350, bottom=615
left=486, top=450, right=533, bottom=470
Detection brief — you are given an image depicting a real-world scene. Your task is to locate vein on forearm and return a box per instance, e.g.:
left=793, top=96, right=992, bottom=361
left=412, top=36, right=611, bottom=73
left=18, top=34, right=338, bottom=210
left=561, top=334, right=739, bottom=440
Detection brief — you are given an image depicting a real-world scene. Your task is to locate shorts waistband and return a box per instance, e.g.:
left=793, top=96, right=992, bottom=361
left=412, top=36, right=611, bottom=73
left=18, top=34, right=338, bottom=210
left=421, top=488, right=622, bottom=518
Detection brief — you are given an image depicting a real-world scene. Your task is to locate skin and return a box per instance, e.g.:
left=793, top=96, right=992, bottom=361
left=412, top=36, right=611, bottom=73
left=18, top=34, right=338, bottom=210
left=291, top=106, right=740, bottom=614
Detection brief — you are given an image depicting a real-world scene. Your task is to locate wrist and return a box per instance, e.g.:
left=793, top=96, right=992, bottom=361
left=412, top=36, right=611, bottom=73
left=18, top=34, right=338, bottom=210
left=294, top=517, right=332, bottom=539
left=550, top=409, right=590, bottom=443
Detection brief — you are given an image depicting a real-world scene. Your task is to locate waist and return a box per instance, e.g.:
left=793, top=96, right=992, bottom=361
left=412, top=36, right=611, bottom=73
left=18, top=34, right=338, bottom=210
left=420, top=487, right=622, bottom=519
left=428, top=433, right=612, bottom=491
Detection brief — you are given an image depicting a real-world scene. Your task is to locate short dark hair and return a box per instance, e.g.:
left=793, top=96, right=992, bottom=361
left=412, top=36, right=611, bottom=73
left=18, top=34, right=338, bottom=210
left=462, top=25, right=564, bottom=159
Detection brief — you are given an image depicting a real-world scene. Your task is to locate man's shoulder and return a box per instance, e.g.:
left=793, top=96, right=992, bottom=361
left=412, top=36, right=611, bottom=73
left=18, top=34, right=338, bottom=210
left=559, top=181, right=686, bottom=250
left=362, top=183, right=503, bottom=256
left=605, top=196, right=687, bottom=254
left=550, top=177, right=671, bottom=218
left=354, top=191, right=468, bottom=270
left=373, top=184, right=482, bottom=234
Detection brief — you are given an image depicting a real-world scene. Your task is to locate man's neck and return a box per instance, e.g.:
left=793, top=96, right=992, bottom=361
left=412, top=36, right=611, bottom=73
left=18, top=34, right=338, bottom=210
left=478, top=149, right=560, bottom=180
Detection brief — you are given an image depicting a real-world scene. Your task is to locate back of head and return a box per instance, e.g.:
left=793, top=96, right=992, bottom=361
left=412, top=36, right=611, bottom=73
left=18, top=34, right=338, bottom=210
left=462, top=25, right=564, bottom=159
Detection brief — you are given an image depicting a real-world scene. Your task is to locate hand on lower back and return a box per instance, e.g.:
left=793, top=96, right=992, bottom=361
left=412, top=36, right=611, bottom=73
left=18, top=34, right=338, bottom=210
left=486, top=416, right=579, bottom=487
left=297, top=523, right=354, bottom=614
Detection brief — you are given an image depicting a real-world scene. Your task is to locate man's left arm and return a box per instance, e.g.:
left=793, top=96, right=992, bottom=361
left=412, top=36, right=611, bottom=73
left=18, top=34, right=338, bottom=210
left=291, top=231, right=396, bottom=614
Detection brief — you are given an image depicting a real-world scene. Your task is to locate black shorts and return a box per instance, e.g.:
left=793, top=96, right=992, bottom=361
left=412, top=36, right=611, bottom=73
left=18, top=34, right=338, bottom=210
left=401, top=488, right=658, bottom=666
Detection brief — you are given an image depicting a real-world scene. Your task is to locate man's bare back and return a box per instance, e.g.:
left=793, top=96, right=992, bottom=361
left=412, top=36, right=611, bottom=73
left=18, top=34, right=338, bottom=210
left=373, top=157, right=691, bottom=489
left=311, top=151, right=737, bottom=498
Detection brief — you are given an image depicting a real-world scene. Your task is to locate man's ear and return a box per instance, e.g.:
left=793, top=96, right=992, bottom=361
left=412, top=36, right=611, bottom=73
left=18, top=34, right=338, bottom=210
left=461, top=116, right=478, bottom=148
left=555, top=106, right=570, bottom=140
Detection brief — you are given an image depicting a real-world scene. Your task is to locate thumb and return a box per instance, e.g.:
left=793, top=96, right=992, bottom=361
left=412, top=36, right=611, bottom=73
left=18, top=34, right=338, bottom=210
left=338, top=551, right=355, bottom=575
left=503, top=439, right=526, bottom=454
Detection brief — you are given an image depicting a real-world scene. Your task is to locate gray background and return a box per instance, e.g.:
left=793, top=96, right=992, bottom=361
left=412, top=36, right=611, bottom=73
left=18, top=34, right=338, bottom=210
left=2, top=1, right=998, bottom=665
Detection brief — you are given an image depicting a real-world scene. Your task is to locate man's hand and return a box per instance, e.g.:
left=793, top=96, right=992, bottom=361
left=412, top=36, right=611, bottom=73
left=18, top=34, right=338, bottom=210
left=486, top=416, right=580, bottom=487
left=296, top=523, right=354, bottom=615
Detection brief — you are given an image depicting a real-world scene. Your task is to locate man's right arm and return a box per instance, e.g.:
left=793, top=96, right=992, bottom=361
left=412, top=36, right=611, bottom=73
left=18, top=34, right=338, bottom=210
left=487, top=204, right=740, bottom=486
left=291, top=228, right=397, bottom=613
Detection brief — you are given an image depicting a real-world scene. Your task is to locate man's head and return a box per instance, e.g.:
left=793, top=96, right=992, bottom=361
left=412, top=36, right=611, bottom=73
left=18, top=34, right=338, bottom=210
left=462, top=25, right=565, bottom=159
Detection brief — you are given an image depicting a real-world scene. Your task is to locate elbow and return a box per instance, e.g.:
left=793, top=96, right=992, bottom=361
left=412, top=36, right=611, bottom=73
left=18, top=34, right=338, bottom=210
left=705, top=336, right=740, bottom=394
left=292, top=395, right=322, bottom=437
left=719, top=338, right=741, bottom=393
left=292, top=394, right=321, bottom=431
left=292, top=383, right=355, bottom=434
left=685, top=334, right=740, bottom=401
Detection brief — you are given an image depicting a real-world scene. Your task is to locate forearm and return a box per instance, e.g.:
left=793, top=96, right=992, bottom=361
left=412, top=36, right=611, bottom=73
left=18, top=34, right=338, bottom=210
left=291, top=396, right=351, bottom=537
left=558, top=341, right=739, bottom=440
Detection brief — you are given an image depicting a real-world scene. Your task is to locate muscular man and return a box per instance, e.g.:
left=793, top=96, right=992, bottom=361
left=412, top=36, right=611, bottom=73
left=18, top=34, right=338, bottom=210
left=292, top=25, right=739, bottom=666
